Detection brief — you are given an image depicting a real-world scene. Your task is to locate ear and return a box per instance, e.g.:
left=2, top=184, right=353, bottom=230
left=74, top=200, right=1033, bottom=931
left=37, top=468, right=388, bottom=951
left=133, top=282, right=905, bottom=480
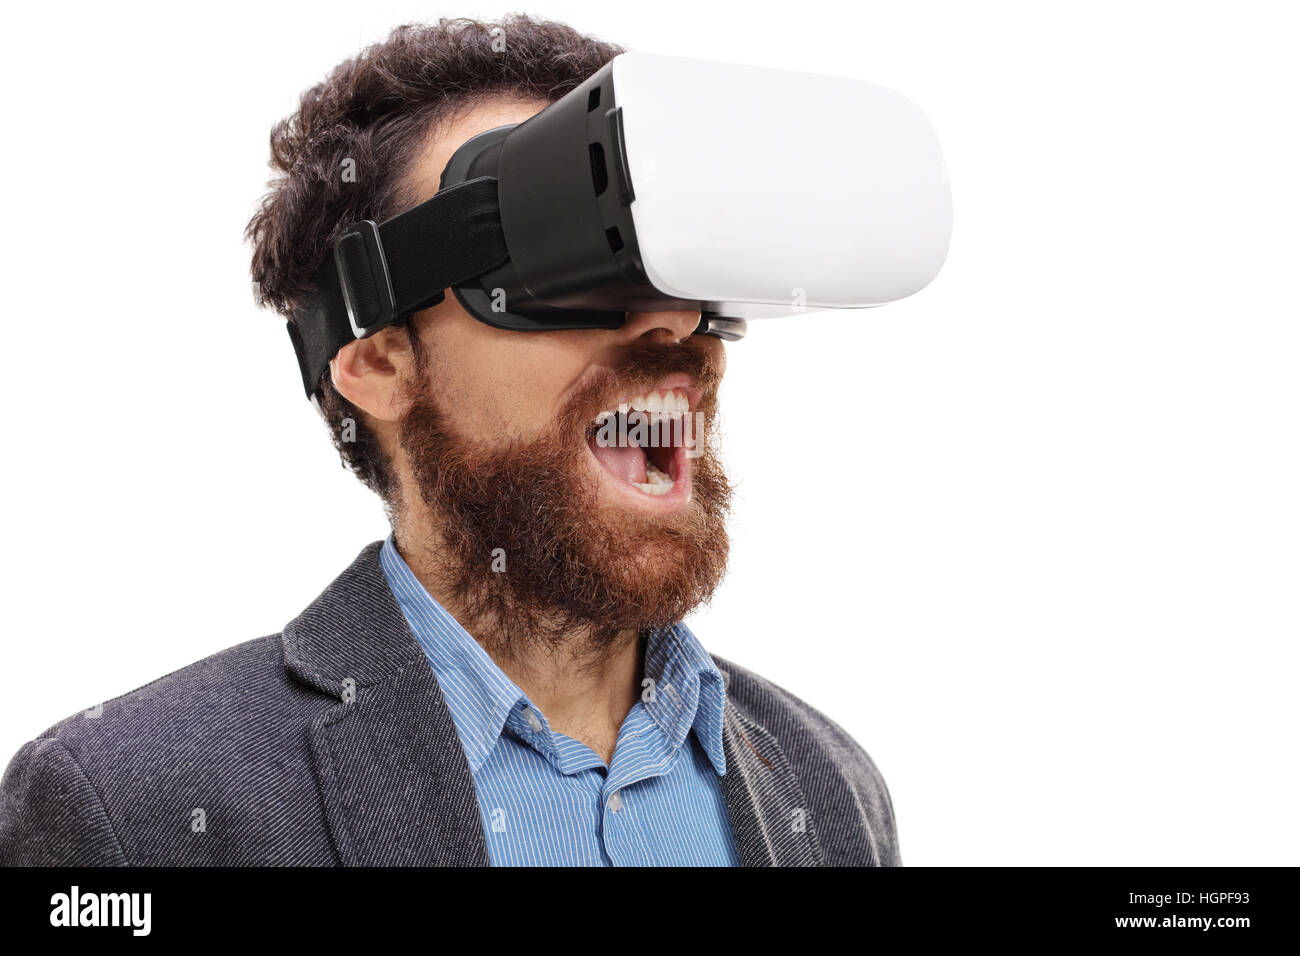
left=329, top=326, right=418, bottom=422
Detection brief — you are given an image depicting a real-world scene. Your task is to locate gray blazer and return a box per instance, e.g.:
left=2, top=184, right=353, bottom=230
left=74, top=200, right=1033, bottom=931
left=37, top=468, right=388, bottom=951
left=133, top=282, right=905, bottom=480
left=0, top=542, right=899, bottom=866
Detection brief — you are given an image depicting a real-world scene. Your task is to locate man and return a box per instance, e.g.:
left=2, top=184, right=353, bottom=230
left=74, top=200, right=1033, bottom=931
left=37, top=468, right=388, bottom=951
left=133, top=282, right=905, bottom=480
left=0, top=15, right=898, bottom=866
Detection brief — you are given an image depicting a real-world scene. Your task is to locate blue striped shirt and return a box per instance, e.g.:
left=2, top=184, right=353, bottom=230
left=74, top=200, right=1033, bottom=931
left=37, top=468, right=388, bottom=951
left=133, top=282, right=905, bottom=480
left=379, top=535, right=739, bottom=866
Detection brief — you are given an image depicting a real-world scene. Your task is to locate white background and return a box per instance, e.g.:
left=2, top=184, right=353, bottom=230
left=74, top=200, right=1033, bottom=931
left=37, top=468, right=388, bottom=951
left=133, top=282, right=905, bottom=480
left=0, top=1, right=1295, bottom=865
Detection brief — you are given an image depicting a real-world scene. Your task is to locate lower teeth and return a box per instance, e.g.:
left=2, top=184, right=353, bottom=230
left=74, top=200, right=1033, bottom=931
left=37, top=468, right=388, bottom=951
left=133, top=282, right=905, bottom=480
left=632, top=460, right=674, bottom=496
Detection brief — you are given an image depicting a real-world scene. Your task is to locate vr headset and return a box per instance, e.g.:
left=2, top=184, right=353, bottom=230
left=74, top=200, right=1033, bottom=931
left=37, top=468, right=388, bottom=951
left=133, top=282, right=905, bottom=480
left=288, top=52, right=952, bottom=398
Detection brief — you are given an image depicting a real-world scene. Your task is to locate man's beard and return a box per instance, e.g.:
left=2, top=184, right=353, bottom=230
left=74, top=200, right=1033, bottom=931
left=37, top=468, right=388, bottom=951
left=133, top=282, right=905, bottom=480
left=396, top=342, right=732, bottom=658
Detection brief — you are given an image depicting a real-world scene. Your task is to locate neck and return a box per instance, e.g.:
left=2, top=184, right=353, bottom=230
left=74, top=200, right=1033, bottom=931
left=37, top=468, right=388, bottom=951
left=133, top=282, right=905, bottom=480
left=392, top=522, right=641, bottom=765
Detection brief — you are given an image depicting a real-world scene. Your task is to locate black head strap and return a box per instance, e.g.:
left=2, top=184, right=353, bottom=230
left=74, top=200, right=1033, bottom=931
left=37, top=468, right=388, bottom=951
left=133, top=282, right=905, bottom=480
left=288, top=176, right=508, bottom=397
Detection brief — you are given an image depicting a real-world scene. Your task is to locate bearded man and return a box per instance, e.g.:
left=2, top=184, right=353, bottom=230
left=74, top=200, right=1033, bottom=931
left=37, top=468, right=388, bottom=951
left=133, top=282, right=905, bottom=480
left=0, top=15, right=898, bottom=867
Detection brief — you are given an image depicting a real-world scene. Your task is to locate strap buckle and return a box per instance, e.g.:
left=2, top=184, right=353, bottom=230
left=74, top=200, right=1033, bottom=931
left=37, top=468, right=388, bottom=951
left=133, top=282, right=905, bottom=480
left=333, top=220, right=396, bottom=338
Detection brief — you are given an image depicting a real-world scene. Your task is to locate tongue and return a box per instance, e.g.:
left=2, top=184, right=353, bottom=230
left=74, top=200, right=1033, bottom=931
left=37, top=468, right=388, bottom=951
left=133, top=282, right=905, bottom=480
left=588, top=432, right=647, bottom=484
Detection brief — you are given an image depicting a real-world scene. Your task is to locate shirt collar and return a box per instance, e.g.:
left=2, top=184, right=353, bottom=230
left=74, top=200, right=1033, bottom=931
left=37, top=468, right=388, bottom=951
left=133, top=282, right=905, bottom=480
left=641, top=622, right=728, bottom=776
left=379, top=534, right=727, bottom=777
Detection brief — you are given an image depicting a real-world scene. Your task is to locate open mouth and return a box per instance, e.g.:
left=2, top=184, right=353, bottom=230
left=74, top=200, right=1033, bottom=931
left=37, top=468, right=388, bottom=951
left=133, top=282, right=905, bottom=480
left=585, top=386, right=693, bottom=500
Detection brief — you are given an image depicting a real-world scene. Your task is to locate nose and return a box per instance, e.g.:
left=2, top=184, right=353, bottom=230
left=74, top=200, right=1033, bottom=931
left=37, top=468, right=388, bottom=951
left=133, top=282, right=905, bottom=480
left=616, top=309, right=702, bottom=346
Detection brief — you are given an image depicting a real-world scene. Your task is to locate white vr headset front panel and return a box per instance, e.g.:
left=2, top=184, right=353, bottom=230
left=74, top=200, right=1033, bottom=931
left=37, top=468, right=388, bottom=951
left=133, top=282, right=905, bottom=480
left=613, top=52, right=952, bottom=319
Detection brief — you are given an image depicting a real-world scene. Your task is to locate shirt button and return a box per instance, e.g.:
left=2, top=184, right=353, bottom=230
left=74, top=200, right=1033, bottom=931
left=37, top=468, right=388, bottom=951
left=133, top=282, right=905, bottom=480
left=524, top=709, right=544, bottom=733
left=608, top=790, right=623, bottom=813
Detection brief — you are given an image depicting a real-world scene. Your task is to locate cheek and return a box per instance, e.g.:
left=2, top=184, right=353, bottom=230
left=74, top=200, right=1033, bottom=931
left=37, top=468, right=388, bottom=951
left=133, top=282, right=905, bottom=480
left=706, top=336, right=727, bottom=377
left=427, top=323, right=589, bottom=443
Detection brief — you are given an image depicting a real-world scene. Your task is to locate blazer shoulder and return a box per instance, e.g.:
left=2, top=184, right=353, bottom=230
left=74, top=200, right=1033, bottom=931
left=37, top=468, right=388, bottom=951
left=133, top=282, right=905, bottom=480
left=0, top=737, right=128, bottom=865
left=39, top=633, right=289, bottom=743
left=1, top=633, right=332, bottom=866
left=713, top=653, right=887, bottom=769
left=713, top=653, right=901, bottom=865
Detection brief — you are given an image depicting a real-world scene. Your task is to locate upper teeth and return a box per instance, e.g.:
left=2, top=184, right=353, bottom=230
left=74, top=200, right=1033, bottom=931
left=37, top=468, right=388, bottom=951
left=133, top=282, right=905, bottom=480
left=594, top=389, right=689, bottom=425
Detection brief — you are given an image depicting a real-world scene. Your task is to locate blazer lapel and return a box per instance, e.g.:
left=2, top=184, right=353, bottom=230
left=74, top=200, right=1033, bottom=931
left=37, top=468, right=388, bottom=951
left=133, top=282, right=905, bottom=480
left=719, top=693, right=825, bottom=867
left=282, top=542, right=490, bottom=866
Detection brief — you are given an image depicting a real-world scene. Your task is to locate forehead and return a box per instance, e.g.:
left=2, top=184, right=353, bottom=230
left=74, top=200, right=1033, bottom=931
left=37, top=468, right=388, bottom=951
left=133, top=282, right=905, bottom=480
left=405, top=98, right=550, bottom=205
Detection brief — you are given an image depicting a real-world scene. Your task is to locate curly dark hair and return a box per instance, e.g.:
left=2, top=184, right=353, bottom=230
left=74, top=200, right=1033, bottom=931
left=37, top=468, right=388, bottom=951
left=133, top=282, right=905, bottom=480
left=246, top=15, right=623, bottom=503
